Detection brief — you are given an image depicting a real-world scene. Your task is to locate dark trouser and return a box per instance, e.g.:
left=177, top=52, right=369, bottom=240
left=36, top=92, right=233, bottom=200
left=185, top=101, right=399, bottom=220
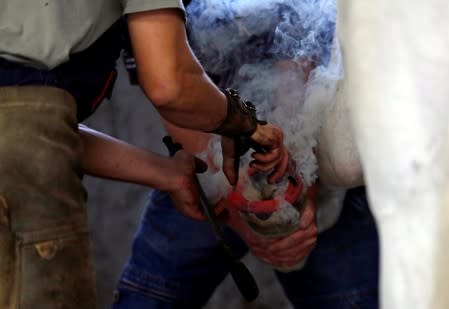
left=0, top=21, right=122, bottom=308
left=0, top=87, right=96, bottom=308
left=113, top=187, right=379, bottom=308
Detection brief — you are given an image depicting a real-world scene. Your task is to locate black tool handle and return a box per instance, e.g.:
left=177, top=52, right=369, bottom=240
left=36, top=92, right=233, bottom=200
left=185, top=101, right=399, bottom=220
left=162, top=135, right=259, bottom=302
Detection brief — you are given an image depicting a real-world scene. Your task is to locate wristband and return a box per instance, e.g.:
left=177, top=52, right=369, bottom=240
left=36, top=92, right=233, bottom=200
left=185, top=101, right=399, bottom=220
left=210, top=88, right=259, bottom=137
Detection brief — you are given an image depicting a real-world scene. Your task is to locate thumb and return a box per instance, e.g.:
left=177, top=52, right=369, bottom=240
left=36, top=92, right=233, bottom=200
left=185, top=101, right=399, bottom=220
left=221, top=137, right=237, bottom=185
left=299, top=184, right=318, bottom=229
left=299, top=198, right=316, bottom=229
left=222, top=155, right=237, bottom=185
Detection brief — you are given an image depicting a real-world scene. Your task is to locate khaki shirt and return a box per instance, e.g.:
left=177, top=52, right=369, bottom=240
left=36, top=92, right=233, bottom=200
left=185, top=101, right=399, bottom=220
left=0, top=0, right=184, bottom=69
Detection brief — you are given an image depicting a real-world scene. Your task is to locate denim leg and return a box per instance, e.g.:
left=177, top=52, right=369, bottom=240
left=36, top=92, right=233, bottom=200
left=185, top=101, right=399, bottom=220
left=276, top=187, right=379, bottom=309
left=113, top=190, right=248, bottom=309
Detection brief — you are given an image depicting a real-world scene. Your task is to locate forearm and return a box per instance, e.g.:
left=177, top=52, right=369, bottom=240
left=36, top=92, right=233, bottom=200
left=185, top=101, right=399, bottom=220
left=128, top=9, right=227, bottom=132
left=79, top=125, right=173, bottom=190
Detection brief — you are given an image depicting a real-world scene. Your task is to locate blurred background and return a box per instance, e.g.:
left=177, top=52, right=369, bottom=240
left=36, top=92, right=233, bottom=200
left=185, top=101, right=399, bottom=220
left=83, top=63, right=293, bottom=309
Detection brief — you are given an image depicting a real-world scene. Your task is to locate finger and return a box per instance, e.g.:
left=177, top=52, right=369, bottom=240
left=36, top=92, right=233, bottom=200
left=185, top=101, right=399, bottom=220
left=251, top=148, right=282, bottom=162
left=222, top=156, right=237, bottom=185
left=252, top=246, right=312, bottom=267
left=253, top=254, right=276, bottom=266
left=267, top=150, right=290, bottom=183
left=257, top=241, right=316, bottom=264
left=306, top=183, right=319, bottom=201
left=265, top=252, right=310, bottom=268
left=299, top=198, right=317, bottom=229
left=256, top=235, right=317, bottom=261
left=249, top=150, right=284, bottom=172
left=271, top=248, right=315, bottom=266
left=257, top=241, right=308, bottom=259
left=243, top=234, right=279, bottom=249
left=251, top=125, right=283, bottom=148
left=245, top=240, right=277, bottom=254
left=172, top=198, right=207, bottom=221
left=221, top=137, right=237, bottom=185
left=249, top=159, right=281, bottom=173
left=258, top=253, right=308, bottom=268
left=170, top=184, right=208, bottom=221
left=184, top=210, right=208, bottom=221
left=267, top=225, right=318, bottom=252
left=268, top=237, right=317, bottom=259
left=215, top=200, right=231, bottom=223
left=178, top=200, right=207, bottom=220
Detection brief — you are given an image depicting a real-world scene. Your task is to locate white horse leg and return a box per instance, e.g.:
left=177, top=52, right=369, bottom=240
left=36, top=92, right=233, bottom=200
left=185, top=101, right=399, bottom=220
left=338, top=1, right=449, bottom=308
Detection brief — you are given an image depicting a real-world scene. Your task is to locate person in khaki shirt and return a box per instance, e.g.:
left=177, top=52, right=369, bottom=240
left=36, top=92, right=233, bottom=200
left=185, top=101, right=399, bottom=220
left=0, top=1, right=289, bottom=308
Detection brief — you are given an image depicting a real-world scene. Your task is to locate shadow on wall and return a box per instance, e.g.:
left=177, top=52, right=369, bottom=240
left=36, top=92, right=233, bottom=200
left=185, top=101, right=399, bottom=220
left=82, top=63, right=292, bottom=309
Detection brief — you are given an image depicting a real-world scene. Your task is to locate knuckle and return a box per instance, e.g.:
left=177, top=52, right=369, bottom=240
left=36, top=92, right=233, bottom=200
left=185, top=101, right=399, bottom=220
left=310, top=225, right=318, bottom=236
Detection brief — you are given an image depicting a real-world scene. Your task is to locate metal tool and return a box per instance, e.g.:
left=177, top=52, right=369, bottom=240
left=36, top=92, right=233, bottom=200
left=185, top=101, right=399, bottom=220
left=162, top=136, right=259, bottom=302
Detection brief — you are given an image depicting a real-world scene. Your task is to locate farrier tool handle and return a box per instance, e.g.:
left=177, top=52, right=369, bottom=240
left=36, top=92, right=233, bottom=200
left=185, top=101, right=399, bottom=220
left=162, top=136, right=259, bottom=302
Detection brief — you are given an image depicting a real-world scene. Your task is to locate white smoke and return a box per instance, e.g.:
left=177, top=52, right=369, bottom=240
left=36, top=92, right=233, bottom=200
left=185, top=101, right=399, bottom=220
left=189, top=0, right=342, bottom=204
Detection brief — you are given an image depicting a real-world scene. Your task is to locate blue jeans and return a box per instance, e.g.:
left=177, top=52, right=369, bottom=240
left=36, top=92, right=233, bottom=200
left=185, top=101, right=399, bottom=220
left=113, top=187, right=379, bottom=309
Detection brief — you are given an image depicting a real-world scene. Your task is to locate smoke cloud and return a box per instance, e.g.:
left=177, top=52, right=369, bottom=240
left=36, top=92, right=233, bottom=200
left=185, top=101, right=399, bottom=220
left=189, top=0, right=342, bottom=196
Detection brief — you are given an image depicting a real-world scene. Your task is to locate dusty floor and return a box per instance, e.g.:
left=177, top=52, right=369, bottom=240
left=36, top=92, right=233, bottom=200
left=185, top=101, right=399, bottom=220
left=83, top=63, right=293, bottom=309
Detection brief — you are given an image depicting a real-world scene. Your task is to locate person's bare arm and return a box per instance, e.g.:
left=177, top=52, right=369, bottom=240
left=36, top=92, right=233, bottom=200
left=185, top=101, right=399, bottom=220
left=80, top=124, right=173, bottom=188
left=127, top=9, right=289, bottom=183
left=78, top=124, right=207, bottom=219
left=127, top=8, right=227, bottom=131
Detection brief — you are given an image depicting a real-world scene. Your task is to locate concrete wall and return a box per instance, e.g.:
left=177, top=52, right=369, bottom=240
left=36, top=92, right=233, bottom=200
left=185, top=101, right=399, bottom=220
left=83, top=63, right=292, bottom=309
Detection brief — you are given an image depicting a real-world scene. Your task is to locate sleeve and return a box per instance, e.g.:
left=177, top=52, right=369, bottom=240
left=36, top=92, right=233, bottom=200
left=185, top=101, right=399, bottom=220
left=121, top=0, right=185, bottom=15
